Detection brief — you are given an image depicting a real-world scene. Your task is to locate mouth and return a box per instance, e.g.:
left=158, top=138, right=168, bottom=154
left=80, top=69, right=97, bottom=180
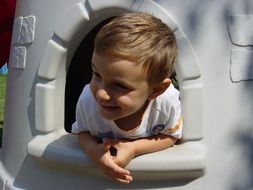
left=100, top=102, right=120, bottom=111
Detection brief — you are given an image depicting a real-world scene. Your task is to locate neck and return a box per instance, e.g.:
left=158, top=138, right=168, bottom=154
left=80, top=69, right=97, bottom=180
left=114, top=100, right=150, bottom=131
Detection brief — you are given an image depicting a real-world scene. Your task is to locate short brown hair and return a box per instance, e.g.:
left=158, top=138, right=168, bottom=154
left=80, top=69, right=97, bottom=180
left=94, top=12, right=178, bottom=85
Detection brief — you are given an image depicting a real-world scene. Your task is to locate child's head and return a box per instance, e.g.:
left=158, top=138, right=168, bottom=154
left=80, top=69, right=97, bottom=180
left=90, top=12, right=178, bottom=121
left=94, top=12, right=178, bottom=86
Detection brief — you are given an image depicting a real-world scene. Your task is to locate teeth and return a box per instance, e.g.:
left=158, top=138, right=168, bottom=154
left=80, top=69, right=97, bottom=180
left=101, top=102, right=108, bottom=106
left=101, top=103, right=116, bottom=108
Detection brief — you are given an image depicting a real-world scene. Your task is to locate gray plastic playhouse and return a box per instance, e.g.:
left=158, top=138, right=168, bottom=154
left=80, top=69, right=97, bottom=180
left=0, top=0, right=253, bottom=189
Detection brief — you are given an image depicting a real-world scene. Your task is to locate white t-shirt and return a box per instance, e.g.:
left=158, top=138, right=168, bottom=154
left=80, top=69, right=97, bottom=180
left=72, top=84, right=183, bottom=140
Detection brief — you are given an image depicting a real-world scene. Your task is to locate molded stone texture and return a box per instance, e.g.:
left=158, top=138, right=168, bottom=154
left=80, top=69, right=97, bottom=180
left=11, top=46, right=26, bottom=69
left=227, top=15, right=253, bottom=46
left=12, top=17, right=23, bottom=44
left=12, top=15, right=36, bottom=45
left=20, top=16, right=36, bottom=44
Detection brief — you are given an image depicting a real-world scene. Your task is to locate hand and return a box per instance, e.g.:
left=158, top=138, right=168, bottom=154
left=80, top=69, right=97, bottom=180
left=88, top=141, right=133, bottom=183
left=103, top=138, right=136, bottom=168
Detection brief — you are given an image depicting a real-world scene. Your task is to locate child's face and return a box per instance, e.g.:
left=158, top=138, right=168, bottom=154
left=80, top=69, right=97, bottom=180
left=90, top=51, right=152, bottom=121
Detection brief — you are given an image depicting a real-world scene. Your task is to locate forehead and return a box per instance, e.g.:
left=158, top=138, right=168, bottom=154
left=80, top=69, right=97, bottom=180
left=92, top=51, right=146, bottom=79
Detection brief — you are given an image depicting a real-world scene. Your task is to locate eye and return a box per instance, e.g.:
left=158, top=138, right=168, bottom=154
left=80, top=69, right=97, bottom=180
left=92, top=71, right=101, bottom=79
left=114, top=83, right=129, bottom=91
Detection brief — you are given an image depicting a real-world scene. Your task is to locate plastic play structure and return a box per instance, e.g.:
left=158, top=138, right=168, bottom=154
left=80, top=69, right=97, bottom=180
left=0, top=0, right=253, bottom=189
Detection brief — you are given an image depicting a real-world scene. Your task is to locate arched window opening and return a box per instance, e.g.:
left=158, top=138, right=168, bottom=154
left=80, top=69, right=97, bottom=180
left=64, top=18, right=114, bottom=133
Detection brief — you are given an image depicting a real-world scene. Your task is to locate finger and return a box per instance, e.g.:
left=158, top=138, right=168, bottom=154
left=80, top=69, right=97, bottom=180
left=106, top=170, right=133, bottom=184
left=105, top=159, right=131, bottom=176
left=111, top=163, right=133, bottom=182
left=114, top=175, right=133, bottom=184
left=113, top=164, right=131, bottom=176
left=102, top=138, right=111, bottom=151
left=103, top=159, right=133, bottom=183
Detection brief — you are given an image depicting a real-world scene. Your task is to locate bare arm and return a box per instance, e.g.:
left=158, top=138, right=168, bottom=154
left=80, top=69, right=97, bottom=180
left=133, top=134, right=177, bottom=156
left=78, top=132, right=133, bottom=183
left=105, top=134, right=177, bottom=168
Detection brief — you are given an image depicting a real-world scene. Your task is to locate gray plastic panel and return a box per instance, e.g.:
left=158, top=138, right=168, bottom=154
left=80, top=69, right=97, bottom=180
left=38, top=40, right=67, bottom=80
left=230, top=49, right=253, bottom=82
left=227, top=15, right=253, bottom=46
left=27, top=130, right=206, bottom=180
left=181, top=83, right=203, bottom=140
left=54, top=2, right=89, bottom=44
left=35, top=83, right=56, bottom=132
left=176, top=37, right=201, bottom=81
left=87, top=0, right=138, bottom=13
left=137, top=0, right=178, bottom=31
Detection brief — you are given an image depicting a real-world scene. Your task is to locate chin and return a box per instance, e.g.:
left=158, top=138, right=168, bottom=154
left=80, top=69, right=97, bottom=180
left=100, top=111, right=120, bottom=120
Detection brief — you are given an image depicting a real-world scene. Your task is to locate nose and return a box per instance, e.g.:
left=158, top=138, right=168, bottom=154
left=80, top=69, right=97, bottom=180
left=96, top=89, right=110, bottom=101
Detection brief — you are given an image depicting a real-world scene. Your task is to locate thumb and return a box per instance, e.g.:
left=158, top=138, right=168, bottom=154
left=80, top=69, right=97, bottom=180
left=103, top=138, right=118, bottom=157
left=102, top=138, right=112, bottom=151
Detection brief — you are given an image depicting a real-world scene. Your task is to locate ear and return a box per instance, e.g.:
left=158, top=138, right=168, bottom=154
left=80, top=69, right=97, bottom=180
left=148, top=78, right=171, bottom=100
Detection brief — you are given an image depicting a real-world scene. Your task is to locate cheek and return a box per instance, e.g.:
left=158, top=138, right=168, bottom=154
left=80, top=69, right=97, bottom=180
left=117, top=94, right=147, bottom=109
left=89, top=81, right=97, bottom=98
left=117, top=96, right=133, bottom=107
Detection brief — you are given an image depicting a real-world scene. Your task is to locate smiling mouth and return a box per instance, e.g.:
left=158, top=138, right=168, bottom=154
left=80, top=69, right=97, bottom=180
left=100, top=102, right=119, bottom=111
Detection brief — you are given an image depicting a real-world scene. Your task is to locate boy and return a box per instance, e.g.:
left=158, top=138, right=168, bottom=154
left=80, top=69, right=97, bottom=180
left=72, top=12, right=182, bottom=184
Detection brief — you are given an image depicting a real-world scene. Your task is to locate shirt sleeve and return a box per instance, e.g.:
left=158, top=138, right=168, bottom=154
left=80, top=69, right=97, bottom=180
left=159, top=85, right=183, bottom=139
left=71, top=88, right=89, bottom=134
left=162, top=116, right=183, bottom=139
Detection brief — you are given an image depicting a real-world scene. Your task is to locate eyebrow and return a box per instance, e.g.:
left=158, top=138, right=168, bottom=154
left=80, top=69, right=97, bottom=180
left=111, top=78, right=135, bottom=90
left=91, top=62, right=135, bottom=90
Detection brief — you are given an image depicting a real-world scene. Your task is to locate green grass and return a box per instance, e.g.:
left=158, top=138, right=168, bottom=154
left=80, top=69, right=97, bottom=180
left=0, top=74, right=7, bottom=147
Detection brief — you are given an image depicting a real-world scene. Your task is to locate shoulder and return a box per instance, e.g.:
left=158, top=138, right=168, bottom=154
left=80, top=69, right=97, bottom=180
left=78, top=84, right=94, bottom=104
left=148, top=84, right=182, bottom=138
left=154, top=84, right=181, bottom=112
left=77, top=84, right=97, bottom=115
left=162, top=83, right=180, bottom=100
left=78, top=84, right=93, bottom=101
